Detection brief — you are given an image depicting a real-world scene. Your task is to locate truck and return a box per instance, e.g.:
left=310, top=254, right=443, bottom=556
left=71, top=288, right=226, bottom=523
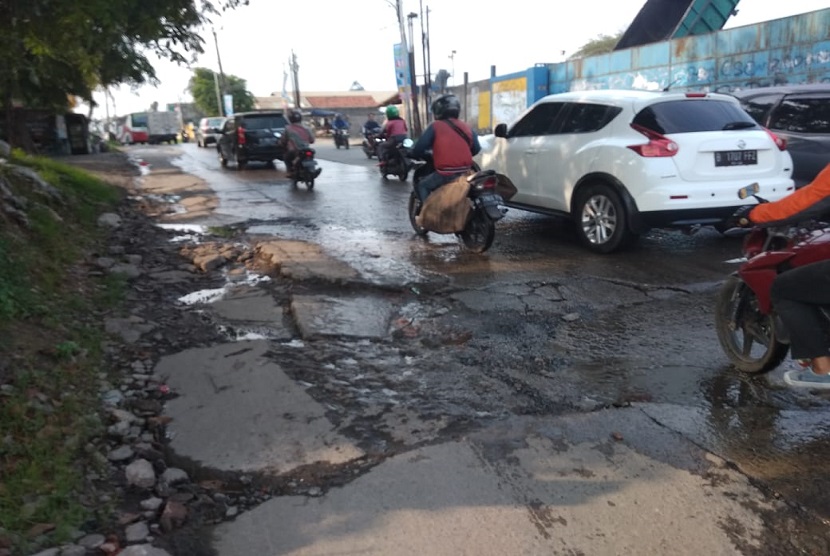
left=115, top=111, right=181, bottom=145
left=146, top=111, right=181, bottom=144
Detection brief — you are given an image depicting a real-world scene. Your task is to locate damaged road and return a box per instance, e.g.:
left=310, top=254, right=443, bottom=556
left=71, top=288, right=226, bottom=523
left=61, top=145, right=830, bottom=556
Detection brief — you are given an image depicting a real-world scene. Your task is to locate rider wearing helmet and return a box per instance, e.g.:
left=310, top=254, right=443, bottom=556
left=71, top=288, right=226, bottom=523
left=377, top=105, right=409, bottom=164
left=409, top=94, right=481, bottom=203
left=332, top=113, right=349, bottom=132
left=280, top=109, right=318, bottom=178
left=728, top=162, right=830, bottom=387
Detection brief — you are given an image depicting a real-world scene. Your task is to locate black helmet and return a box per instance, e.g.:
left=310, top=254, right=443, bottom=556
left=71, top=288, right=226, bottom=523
left=431, top=94, right=461, bottom=120
left=288, top=110, right=302, bottom=123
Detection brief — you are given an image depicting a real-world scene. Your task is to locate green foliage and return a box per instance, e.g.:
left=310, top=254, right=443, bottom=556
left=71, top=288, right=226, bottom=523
left=0, top=154, right=125, bottom=553
left=188, top=67, right=255, bottom=116
left=0, top=0, right=251, bottom=115
left=569, top=31, right=625, bottom=59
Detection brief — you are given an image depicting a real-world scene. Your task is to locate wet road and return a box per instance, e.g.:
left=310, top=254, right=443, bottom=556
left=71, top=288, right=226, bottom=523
left=131, top=142, right=830, bottom=528
left=156, top=141, right=745, bottom=289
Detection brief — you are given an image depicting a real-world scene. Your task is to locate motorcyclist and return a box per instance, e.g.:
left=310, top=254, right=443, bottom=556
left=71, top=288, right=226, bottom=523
left=409, top=94, right=481, bottom=203
left=728, top=162, right=830, bottom=387
left=332, top=113, right=349, bottom=133
left=362, top=112, right=381, bottom=136
left=280, top=110, right=319, bottom=178
left=377, top=105, right=408, bottom=164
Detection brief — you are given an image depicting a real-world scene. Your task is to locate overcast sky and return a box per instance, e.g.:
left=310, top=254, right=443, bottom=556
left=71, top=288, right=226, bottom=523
left=94, top=0, right=830, bottom=117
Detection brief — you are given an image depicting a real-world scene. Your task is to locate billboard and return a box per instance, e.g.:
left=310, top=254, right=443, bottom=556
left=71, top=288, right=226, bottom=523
left=393, top=43, right=410, bottom=90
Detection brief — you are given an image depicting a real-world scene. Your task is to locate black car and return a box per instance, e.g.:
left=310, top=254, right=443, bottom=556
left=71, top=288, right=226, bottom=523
left=731, top=84, right=830, bottom=187
left=217, top=111, right=287, bottom=169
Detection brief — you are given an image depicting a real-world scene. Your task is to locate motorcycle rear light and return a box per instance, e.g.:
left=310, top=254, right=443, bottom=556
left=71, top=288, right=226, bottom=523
left=628, top=124, right=678, bottom=157
left=304, top=150, right=314, bottom=157
left=237, top=127, right=246, bottom=145
left=764, top=127, right=787, bottom=151
left=479, top=176, right=497, bottom=190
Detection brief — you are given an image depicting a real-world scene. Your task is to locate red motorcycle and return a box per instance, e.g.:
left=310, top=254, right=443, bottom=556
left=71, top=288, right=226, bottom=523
left=715, top=183, right=830, bottom=373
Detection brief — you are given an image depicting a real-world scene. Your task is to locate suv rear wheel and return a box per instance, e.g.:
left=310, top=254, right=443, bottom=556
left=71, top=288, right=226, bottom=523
left=573, top=183, right=636, bottom=253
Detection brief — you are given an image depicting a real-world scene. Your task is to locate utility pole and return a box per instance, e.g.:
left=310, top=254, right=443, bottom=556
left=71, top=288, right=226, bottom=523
left=213, top=71, right=222, bottom=117
left=212, top=28, right=227, bottom=115
left=449, top=50, right=457, bottom=87
left=393, top=0, right=415, bottom=133
left=420, top=0, right=431, bottom=124
left=290, top=51, right=301, bottom=110
left=407, top=12, right=422, bottom=136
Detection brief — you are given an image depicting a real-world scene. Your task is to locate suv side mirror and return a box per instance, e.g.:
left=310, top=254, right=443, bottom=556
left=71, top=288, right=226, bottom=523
left=494, top=123, right=508, bottom=138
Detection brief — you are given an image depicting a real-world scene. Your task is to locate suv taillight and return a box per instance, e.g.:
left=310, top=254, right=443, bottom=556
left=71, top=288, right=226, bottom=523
left=765, top=127, right=787, bottom=151
left=237, top=127, right=246, bottom=145
left=628, top=124, right=679, bottom=157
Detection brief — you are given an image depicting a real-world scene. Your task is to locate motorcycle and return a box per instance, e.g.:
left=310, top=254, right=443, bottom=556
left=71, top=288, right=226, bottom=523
left=288, top=148, right=322, bottom=190
left=407, top=157, right=514, bottom=253
left=714, top=182, right=830, bottom=373
left=379, top=138, right=414, bottom=181
left=362, top=130, right=382, bottom=159
left=333, top=127, right=350, bottom=149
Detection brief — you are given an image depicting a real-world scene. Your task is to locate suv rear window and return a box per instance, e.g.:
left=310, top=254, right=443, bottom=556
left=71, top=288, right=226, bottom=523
left=769, top=95, right=830, bottom=134
left=633, top=100, right=757, bottom=134
left=240, top=114, right=287, bottom=130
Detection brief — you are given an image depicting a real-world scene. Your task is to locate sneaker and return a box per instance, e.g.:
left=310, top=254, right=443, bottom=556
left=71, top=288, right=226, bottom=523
left=783, top=369, right=830, bottom=389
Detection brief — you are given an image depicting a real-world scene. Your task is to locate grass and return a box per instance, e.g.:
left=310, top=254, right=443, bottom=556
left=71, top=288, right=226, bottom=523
left=0, top=150, right=124, bottom=554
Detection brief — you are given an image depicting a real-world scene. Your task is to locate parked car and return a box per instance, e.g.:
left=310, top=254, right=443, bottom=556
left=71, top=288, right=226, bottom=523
left=196, top=117, right=226, bottom=147
left=730, top=84, right=830, bottom=188
left=476, top=89, right=795, bottom=253
left=217, top=111, right=287, bottom=169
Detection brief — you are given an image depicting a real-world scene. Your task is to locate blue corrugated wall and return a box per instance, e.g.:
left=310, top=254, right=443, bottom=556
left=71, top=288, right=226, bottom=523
left=456, top=8, right=829, bottom=130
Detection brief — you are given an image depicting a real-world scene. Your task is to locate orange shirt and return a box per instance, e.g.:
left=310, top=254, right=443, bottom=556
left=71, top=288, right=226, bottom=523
left=750, top=163, right=830, bottom=225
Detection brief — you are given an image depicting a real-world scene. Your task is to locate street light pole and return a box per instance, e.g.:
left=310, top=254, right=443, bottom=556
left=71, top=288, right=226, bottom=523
left=449, top=50, right=457, bottom=88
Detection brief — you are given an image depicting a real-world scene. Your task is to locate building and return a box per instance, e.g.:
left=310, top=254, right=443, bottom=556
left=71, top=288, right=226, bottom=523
left=254, top=90, right=400, bottom=135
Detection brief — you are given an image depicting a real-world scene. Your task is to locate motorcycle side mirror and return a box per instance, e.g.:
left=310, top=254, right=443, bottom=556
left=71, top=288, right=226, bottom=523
left=737, top=182, right=760, bottom=199
left=494, top=123, right=508, bottom=138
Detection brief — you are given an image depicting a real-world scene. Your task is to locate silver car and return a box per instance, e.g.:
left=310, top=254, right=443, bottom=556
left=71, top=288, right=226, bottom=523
left=196, top=117, right=226, bottom=148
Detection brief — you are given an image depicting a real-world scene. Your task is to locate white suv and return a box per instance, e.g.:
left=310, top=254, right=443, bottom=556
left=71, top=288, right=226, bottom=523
left=477, top=89, right=795, bottom=253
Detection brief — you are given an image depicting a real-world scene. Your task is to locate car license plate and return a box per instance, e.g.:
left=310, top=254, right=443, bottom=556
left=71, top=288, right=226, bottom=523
left=260, top=137, right=276, bottom=146
left=714, top=150, right=757, bottom=166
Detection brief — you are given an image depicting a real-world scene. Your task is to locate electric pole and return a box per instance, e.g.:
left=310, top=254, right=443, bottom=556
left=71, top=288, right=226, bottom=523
left=407, top=12, right=422, bottom=136
left=212, top=28, right=227, bottom=115
left=420, top=0, right=431, bottom=124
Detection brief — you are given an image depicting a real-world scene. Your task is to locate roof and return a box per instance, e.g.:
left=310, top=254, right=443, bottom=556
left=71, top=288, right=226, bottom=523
left=255, top=90, right=400, bottom=110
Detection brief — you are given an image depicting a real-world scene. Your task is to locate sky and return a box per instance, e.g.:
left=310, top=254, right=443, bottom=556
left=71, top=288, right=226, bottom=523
left=89, top=0, right=830, bottom=118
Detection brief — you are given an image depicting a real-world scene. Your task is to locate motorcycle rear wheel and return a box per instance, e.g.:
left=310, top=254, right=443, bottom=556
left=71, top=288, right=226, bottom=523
left=715, top=275, right=789, bottom=374
left=408, top=192, right=428, bottom=236
left=459, top=211, right=495, bottom=253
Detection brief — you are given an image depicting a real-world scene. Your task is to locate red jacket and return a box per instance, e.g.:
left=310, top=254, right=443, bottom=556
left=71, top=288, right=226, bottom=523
left=281, top=123, right=314, bottom=151
left=383, top=117, right=408, bottom=137
left=433, top=119, right=474, bottom=175
left=750, top=163, right=830, bottom=225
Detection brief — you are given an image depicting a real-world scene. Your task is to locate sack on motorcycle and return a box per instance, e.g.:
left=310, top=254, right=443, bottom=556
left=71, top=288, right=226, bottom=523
left=417, top=176, right=472, bottom=233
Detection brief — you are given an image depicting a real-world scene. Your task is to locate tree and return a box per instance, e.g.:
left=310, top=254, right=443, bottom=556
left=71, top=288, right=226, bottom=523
left=0, top=0, right=250, bottom=148
left=187, top=67, right=254, bottom=116
left=569, top=32, right=625, bottom=59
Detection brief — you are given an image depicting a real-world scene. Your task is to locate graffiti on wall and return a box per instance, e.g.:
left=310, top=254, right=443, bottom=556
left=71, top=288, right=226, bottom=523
left=491, top=77, right=527, bottom=126
left=551, top=11, right=830, bottom=94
